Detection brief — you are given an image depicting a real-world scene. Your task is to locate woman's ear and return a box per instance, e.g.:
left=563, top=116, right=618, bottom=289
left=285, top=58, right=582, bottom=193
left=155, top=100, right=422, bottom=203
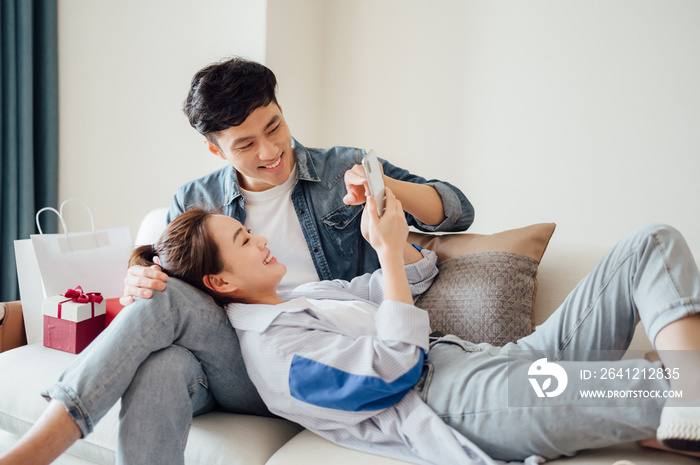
left=203, top=274, right=238, bottom=295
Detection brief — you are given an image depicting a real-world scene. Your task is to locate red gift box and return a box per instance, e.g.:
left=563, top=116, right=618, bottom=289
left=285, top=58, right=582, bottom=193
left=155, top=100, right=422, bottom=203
left=43, top=314, right=106, bottom=354
left=42, top=286, right=106, bottom=354
left=105, top=298, right=124, bottom=327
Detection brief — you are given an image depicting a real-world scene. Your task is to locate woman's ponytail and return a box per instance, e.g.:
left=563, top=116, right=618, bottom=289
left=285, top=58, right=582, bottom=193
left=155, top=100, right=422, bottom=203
left=129, top=244, right=159, bottom=268
left=125, top=208, right=232, bottom=304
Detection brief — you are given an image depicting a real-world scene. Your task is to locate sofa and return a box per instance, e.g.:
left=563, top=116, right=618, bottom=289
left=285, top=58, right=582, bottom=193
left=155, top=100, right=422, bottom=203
left=0, top=209, right=696, bottom=465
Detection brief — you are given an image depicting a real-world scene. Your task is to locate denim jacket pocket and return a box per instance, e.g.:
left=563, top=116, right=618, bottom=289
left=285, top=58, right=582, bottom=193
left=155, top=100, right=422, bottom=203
left=321, top=204, right=364, bottom=258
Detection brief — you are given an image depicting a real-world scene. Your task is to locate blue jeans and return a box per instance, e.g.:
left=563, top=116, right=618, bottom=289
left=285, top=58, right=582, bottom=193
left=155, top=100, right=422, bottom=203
left=418, top=224, right=700, bottom=461
left=42, top=279, right=271, bottom=465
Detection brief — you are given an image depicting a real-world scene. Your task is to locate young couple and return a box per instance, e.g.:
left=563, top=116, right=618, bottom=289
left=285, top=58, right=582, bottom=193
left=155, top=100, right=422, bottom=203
left=2, top=58, right=699, bottom=465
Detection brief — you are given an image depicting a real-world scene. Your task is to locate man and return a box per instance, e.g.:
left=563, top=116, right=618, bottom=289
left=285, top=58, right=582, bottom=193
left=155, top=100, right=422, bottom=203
left=122, top=57, right=474, bottom=299
left=11, top=57, right=474, bottom=465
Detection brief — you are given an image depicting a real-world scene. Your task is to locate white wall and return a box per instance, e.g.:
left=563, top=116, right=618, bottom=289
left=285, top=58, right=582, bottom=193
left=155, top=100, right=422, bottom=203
left=56, top=0, right=700, bottom=266
left=266, top=0, right=700, bottom=263
left=57, top=0, right=267, bottom=236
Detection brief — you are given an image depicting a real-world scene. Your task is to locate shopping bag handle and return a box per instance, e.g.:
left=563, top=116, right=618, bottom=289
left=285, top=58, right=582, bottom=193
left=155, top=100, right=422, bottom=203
left=35, top=199, right=96, bottom=236
left=35, top=207, right=68, bottom=235
left=59, top=199, right=96, bottom=233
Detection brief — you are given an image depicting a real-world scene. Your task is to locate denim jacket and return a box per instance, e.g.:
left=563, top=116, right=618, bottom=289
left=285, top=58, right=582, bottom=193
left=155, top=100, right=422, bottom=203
left=167, top=138, right=474, bottom=282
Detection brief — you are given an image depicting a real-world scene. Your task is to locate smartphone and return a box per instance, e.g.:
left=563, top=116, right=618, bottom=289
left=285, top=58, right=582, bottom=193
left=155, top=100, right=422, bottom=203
left=361, top=149, right=386, bottom=216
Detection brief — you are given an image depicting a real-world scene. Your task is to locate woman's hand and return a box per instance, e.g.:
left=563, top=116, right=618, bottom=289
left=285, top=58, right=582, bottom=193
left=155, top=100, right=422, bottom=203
left=362, top=188, right=413, bottom=304
left=361, top=187, right=408, bottom=261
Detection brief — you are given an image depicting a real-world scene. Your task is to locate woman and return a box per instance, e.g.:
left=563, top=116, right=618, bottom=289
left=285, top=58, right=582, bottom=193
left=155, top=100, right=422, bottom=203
left=2, top=189, right=700, bottom=465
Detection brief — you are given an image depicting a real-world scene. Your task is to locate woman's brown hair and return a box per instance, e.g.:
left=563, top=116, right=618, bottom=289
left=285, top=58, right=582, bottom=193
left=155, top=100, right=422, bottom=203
left=130, top=208, right=233, bottom=303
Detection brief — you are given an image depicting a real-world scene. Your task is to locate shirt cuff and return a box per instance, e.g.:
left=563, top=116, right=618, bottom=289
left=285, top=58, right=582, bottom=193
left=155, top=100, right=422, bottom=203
left=404, top=249, right=438, bottom=295
left=375, top=300, right=430, bottom=351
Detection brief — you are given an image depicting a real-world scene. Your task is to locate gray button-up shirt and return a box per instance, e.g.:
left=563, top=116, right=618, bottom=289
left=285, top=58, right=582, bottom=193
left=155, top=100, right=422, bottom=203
left=226, top=250, right=506, bottom=465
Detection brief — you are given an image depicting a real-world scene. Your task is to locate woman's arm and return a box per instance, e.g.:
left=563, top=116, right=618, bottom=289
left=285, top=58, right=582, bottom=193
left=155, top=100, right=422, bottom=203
left=291, top=191, right=438, bottom=304
left=291, top=248, right=437, bottom=306
left=362, top=191, right=413, bottom=305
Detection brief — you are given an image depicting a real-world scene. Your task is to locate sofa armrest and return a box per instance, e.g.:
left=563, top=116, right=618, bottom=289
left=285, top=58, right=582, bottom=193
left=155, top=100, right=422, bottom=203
left=0, top=301, right=28, bottom=352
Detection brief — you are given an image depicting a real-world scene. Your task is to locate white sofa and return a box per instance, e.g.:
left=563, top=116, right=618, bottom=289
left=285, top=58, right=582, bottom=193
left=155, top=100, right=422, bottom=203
left=0, top=209, right=696, bottom=465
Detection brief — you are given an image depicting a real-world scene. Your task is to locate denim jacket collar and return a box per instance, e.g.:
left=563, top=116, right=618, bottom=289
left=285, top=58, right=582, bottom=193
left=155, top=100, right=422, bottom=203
left=223, top=137, right=319, bottom=207
left=293, top=138, right=321, bottom=183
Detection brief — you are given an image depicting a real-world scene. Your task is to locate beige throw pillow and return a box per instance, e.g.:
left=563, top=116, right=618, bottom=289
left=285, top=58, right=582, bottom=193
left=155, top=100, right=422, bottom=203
left=409, top=223, right=556, bottom=346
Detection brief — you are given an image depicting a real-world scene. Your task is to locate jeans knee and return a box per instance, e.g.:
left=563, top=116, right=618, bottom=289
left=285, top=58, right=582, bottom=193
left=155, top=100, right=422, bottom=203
left=628, top=224, right=683, bottom=250
left=131, top=345, right=207, bottom=391
left=123, top=346, right=215, bottom=419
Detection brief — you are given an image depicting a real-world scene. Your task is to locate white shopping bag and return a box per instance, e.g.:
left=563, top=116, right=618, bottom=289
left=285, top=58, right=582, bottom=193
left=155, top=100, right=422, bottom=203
left=14, top=200, right=133, bottom=343
left=14, top=238, right=46, bottom=343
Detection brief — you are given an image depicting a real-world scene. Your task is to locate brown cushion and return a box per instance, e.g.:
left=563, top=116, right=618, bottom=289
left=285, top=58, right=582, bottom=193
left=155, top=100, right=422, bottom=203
left=409, top=223, right=555, bottom=346
left=0, top=301, right=27, bottom=353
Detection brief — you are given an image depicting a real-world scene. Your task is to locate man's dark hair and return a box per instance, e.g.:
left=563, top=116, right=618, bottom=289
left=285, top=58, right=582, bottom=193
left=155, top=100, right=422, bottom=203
left=183, top=57, right=278, bottom=145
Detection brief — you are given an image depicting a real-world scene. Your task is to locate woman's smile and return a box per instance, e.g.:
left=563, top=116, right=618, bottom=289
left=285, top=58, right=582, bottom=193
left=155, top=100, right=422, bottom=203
left=263, top=251, right=277, bottom=265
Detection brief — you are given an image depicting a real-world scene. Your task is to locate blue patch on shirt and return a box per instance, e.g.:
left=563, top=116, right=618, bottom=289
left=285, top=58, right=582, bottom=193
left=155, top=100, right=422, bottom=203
left=289, top=351, right=424, bottom=411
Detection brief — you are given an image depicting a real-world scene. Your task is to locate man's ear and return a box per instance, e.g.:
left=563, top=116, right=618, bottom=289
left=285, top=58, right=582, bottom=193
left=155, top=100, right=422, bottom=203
left=203, top=139, right=226, bottom=161
left=203, top=274, right=238, bottom=295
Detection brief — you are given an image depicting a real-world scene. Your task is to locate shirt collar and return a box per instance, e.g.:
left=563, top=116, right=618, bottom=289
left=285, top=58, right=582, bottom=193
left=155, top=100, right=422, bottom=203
left=223, top=164, right=239, bottom=207
left=226, top=297, right=313, bottom=332
left=223, top=137, right=319, bottom=206
left=292, top=138, right=320, bottom=182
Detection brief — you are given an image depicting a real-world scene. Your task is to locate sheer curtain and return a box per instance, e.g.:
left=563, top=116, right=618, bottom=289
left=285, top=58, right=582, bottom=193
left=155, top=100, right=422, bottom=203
left=1, top=0, right=58, bottom=301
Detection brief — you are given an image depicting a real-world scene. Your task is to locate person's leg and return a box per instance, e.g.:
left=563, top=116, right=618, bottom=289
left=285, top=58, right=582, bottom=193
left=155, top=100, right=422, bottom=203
left=511, top=224, right=700, bottom=358
left=3, top=278, right=269, bottom=464
left=43, top=277, right=269, bottom=436
left=654, top=315, right=700, bottom=451
left=421, top=224, right=700, bottom=460
left=0, top=400, right=80, bottom=465
left=2, top=345, right=218, bottom=465
left=511, top=224, right=700, bottom=452
left=117, top=346, right=216, bottom=465
left=654, top=314, right=700, bottom=396
left=420, top=338, right=668, bottom=461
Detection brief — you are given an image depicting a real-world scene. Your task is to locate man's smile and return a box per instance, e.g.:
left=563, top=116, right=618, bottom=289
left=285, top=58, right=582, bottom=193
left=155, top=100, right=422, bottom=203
left=260, top=153, right=283, bottom=170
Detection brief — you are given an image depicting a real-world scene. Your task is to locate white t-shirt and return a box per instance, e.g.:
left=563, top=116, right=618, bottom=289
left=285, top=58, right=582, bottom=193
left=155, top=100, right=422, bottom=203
left=240, top=166, right=319, bottom=290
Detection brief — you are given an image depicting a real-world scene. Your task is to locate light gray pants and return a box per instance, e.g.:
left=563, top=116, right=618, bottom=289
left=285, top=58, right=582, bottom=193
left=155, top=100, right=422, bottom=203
left=43, top=278, right=271, bottom=465
left=418, top=224, right=700, bottom=461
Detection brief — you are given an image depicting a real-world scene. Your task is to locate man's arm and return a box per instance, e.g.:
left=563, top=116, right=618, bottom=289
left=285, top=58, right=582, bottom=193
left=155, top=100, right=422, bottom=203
left=119, top=194, right=185, bottom=305
left=384, top=177, right=445, bottom=226
left=343, top=156, right=474, bottom=232
left=344, top=164, right=444, bottom=226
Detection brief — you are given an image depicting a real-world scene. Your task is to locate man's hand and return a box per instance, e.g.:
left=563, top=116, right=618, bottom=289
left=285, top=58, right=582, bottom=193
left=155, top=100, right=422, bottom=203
left=344, top=161, right=446, bottom=226
left=119, top=265, right=169, bottom=306
left=343, top=163, right=384, bottom=205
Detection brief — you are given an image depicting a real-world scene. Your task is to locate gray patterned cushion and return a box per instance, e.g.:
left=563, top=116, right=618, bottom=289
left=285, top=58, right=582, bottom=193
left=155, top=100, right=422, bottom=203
left=416, top=251, right=538, bottom=346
